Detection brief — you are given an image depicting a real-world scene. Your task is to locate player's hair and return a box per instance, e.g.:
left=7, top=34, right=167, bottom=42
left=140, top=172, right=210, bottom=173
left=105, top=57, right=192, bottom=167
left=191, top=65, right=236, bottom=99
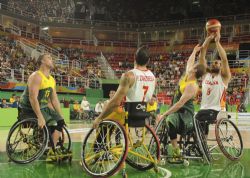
left=135, top=46, right=150, bottom=66
left=37, top=54, right=49, bottom=66
left=194, top=64, right=206, bottom=79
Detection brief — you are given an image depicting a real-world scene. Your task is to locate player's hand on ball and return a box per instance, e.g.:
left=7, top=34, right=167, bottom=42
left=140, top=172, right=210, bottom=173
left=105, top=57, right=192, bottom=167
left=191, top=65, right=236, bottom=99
left=206, top=33, right=215, bottom=41
left=214, top=31, right=221, bottom=43
left=193, top=44, right=202, bottom=53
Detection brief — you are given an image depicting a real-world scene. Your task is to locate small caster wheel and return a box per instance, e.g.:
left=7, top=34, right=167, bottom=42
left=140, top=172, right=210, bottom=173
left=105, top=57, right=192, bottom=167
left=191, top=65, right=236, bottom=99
left=160, top=158, right=166, bottom=165
left=122, top=169, right=127, bottom=178
left=183, top=159, right=189, bottom=167
left=69, top=156, right=72, bottom=163
left=154, top=166, right=159, bottom=173
left=57, top=158, right=62, bottom=164
left=122, top=172, right=127, bottom=178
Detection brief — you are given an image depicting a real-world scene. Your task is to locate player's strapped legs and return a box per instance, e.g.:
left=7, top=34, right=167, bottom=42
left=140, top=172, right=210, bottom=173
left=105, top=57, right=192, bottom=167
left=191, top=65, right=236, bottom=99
left=167, top=110, right=194, bottom=136
left=195, top=110, right=219, bottom=135
left=41, top=107, right=65, bottom=133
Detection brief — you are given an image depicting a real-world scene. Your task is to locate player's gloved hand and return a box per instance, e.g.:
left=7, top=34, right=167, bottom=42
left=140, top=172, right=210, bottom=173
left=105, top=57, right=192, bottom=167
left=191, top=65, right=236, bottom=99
left=37, top=116, right=46, bottom=128
left=156, top=114, right=164, bottom=124
left=214, top=31, right=221, bottom=43
left=93, top=117, right=102, bottom=129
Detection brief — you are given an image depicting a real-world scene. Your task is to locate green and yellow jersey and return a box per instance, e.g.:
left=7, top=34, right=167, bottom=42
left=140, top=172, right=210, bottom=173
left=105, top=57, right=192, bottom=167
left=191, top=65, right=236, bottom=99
left=172, top=74, right=198, bottom=114
left=20, top=71, right=56, bottom=109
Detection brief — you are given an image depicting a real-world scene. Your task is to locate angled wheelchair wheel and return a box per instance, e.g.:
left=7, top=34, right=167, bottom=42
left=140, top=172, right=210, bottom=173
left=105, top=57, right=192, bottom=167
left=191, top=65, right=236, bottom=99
left=81, top=120, right=128, bottom=177
left=154, top=118, right=169, bottom=157
left=126, top=124, right=160, bottom=171
left=215, top=118, right=243, bottom=161
left=194, top=119, right=211, bottom=164
left=57, top=126, right=71, bottom=152
left=6, top=118, right=49, bottom=164
left=179, top=132, right=203, bottom=158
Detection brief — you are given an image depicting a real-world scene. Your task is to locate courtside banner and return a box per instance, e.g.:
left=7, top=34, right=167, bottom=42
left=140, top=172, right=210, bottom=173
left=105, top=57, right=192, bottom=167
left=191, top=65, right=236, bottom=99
left=0, top=82, right=84, bottom=94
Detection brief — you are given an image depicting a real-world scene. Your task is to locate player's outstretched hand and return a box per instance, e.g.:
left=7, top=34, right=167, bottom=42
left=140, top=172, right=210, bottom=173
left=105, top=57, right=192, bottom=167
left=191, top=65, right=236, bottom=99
left=214, top=31, right=221, bottom=43
left=193, top=44, right=202, bottom=53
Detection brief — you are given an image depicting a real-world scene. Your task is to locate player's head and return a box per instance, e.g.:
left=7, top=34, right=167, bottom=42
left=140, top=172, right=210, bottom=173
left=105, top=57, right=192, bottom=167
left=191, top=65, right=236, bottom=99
left=149, top=94, right=157, bottom=105
left=109, top=90, right=116, bottom=99
left=210, top=59, right=221, bottom=74
left=135, top=46, right=150, bottom=66
left=37, top=54, right=54, bottom=69
left=191, top=63, right=206, bottom=79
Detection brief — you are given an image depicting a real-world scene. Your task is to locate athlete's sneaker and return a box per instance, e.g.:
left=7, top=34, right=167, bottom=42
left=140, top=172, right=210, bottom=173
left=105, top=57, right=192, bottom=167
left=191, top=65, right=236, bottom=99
left=46, top=148, right=72, bottom=162
left=168, top=147, right=183, bottom=164
left=173, top=147, right=181, bottom=158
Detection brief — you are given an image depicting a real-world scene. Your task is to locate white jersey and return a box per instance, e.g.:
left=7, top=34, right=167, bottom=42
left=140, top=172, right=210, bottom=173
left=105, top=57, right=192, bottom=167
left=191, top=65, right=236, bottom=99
left=126, top=68, right=156, bottom=102
left=200, top=73, right=227, bottom=111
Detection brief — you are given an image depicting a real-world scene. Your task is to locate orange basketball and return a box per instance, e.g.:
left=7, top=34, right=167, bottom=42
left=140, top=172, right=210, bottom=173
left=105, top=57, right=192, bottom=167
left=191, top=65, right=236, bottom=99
left=206, top=19, right=221, bottom=34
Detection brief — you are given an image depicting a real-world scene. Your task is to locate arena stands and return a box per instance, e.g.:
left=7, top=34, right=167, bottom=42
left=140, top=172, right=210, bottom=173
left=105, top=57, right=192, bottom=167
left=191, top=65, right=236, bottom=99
left=7, top=0, right=75, bottom=20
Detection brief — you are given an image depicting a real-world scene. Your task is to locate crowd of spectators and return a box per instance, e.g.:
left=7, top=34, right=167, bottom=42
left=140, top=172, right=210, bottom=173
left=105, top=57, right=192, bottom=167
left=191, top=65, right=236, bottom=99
left=0, top=36, right=102, bottom=88
left=104, top=50, right=249, bottom=109
left=5, top=0, right=250, bottom=23
left=7, top=0, right=75, bottom=20
left=0, top=94, right=20, bottom=108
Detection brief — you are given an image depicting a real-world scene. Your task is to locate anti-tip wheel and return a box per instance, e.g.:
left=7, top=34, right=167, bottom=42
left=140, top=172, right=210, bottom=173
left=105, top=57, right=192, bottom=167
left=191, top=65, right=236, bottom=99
left=183, top=160, right=189, bottom=167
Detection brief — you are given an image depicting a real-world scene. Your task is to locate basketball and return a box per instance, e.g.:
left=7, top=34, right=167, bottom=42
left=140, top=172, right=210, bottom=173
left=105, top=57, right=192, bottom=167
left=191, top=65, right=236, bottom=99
left=206, top=19, right=221, bottom=34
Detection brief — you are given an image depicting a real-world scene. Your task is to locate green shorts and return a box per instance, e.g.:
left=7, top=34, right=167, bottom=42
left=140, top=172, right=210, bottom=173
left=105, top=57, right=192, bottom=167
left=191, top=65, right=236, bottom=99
left=18, top=107, right=63, bottom=126
left=166, top=110, right=194, bottom=135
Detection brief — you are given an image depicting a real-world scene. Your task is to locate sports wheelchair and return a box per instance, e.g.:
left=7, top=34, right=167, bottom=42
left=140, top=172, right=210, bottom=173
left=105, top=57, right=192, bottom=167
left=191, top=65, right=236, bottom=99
left=152, top=116, right=209, bottom=166
left=153, top=110, right=243, bottom=166
left=196, top=111, right=243, bottom=161
left=6, top=118, right=72, bottom=164
left=81, top=102, right=161, bottom=177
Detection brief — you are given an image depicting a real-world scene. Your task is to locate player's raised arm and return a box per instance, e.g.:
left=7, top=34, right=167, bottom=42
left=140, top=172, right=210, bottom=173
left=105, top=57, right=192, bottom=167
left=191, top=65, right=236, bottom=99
left=160, top=84, right=197, bottom=118
left=93, top=71, right=134, bottom=128
left=214, top=32, right=231, bottom=85
left=199, top=34, right=214, bottom=69
left=186, top=44, right=202, bottom=73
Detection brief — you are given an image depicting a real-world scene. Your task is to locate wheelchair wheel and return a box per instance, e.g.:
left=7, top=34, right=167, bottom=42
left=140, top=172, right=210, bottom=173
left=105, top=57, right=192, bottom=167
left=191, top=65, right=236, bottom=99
left=179, top=132, right=203, bottom=158
left=215, top=118, right=243, bottom=161
left=57, top=126, right=71, bottom=151
left=126, top=124, right=160, bottom=171
left=6, top=119, right=48, bottom=164
left=81, top=120, right=128, bottom=177
left=194, top=119, right=211, bottom=164
left=154, top=118, right=169, bottom=157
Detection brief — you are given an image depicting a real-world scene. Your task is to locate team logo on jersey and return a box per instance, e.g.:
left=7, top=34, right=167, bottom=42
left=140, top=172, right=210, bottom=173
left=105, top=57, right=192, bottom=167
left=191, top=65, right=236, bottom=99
left=136, top=104, right=146, bottom=111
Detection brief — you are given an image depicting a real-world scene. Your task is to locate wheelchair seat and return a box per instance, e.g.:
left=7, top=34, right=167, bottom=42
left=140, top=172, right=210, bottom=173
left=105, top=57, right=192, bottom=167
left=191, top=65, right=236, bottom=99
left=125, top=102, right=150, bottom=127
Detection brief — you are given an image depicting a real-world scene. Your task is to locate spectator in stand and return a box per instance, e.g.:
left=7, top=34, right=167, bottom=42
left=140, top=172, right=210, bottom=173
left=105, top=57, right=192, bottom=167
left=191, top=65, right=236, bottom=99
left=95, top=100, right=104, bottom=115
left=73, top=100, right=81, bottom=112
left=9, top=94, right=16, bottom=104
left=72, top=100, right=81, bottom=119
left=69, top=97, right=75, bottom=104
left=0, top=99, right=9, bottom=108
left=103, top=90, right=116, bottom=108
left=147, top=95, right=158, bottom=113
left=146, top=94, right=158, bottom=126
left=81, top=96, right=90, bottom=112
left=12, top=96, right=20, bottom=108
left=61, top=97, right=70, bottom=108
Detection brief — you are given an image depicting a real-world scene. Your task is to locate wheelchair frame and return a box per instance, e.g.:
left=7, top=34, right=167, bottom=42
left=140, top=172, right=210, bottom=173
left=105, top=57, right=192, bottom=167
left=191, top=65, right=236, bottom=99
left=81, top=110, right=160, bottom=177
left=6, top=118, right=72, bottom=164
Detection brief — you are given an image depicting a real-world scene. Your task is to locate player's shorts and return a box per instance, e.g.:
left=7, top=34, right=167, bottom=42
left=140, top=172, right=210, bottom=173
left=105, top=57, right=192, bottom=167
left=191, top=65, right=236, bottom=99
left=166, top=110, right=194, bottom=135
left=18, top=107, right=63, bottom=126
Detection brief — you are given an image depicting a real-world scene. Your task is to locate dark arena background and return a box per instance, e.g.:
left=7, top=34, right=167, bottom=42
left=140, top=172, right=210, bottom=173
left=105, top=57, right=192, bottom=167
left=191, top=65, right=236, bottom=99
left=0, top=0, right=249, bottom=177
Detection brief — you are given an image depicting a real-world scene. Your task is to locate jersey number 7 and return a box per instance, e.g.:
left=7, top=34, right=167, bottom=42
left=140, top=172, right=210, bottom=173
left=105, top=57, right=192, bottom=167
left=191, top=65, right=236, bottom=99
left=142, top=86, right=149, bottom=102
